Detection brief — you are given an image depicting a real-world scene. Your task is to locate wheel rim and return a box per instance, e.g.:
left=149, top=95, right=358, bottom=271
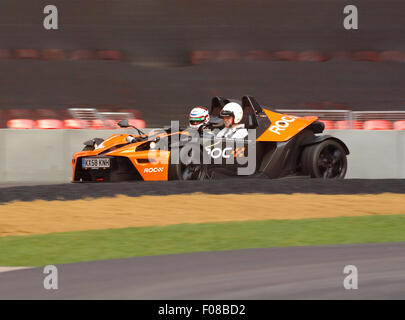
left=317, top=145, right=346, bottom=178
left=180, top=147, right=205, bottom=180
left=181, top=164, right=204, bottom=180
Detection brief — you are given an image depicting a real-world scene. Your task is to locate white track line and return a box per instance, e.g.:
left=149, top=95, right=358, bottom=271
left=0, top=267, right=32, bottom=273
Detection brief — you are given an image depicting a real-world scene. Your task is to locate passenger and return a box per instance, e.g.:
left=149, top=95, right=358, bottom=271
left=216, top=102, right=248, bottom=139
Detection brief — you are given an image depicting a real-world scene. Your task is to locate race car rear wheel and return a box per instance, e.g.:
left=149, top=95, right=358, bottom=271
left=301, top=139, right=347, bottom=179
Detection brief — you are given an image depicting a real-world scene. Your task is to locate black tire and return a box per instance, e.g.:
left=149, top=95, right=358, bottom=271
left=168, top=145, right=209, bottom=180
left=81, top=138, right=104, bottom=151
left=82, top=145, right=94, bottom=151
left=301, top=139, right=347, bottom=179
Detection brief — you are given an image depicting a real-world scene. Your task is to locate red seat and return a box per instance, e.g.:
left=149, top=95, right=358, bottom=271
left=380, top=51, right=405, bottom=62
left=15, top=49, right=40, bottom=59
left=7, top=119, right=35, bottom=129
left=244, top=50, right=275, bottom=61
left=335, top=120, right=363, bottom=130
left=96, top=50, right=123, bottom=61
left=213, top=51, right=240, bottom=62
left=363, top=120, right=392, bottom=130
left=319, top=120, right=334, bottom=130
left=90, top=119, right=118, bottom=129
left=189, top=50, right=215, bottom=65
left=393, top=120, right=405, bottom=130
left=273, top=51, right=298, bottom=61
left=105, top=119, right=120, bottom=129
left=329, top=51, right=353, bottom=61
left=36, top=119, right=64, bottom=129
left=352, top=51, right=380, bottom=62
left=70, top=50, right=96, bottom=60
left=298, top=51, right=328, bottom=62
left=64, top=119, right=87, bottom=129
left=90, top=119, right=105, bottom=129
left=128, top=119, right=146, bottom=129
left=41, top=49, right=66, bottom=60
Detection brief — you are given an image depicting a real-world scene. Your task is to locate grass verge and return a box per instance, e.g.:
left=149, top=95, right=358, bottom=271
left=1, top=214, right=405, bottom=266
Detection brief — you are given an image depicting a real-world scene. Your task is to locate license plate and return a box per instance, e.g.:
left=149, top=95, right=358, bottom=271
left=82, top=158, right=111, bottom=169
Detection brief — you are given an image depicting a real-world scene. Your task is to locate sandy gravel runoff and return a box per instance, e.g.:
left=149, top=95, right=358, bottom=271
left=0, top=193, right=405, bottom=237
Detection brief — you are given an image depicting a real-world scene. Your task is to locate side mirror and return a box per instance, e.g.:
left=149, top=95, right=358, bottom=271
left=208, top=116, right=224, bottom=128
left=118, top=119, right=130, bottom=128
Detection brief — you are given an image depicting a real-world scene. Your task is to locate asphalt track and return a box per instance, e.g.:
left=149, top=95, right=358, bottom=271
left=0, top=179, right=405, bottom=203
left=1, top=242, right=405, bottom=299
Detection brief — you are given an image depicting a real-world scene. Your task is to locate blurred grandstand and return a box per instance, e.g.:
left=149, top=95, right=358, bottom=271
left=1, top=0, right=405, bottom=129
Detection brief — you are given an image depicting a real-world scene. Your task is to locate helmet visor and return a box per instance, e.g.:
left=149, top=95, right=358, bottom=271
left=189, top=117, right=204, bottom=125
left=220, top=110, right=234, bottom=118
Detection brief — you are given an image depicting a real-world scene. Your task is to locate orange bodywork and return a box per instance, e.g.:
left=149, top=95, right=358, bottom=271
left=72, top=109, right=319, bottom=182
left=257, top=109, right=318, bottom=142
left=72, top=133, right=172, bottom=181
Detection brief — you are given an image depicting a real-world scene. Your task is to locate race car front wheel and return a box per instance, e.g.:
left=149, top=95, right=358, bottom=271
left=81, top=138, right=105, bottom=151
left=168, top=145, right=209, bottom=180
left=301, top=139, right=347, bottom=179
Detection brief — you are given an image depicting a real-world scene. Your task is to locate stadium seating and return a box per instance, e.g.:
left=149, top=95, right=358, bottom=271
left=3, top=112, right=405, bottom=131
left=41, top=49, right=66, bottom=61
left=63, top=119, right=87, bottom=129
left=244, top=51, right=275, bottom=61
left=128, top=119, right=146, bottom=129
left=7, top=119, right=36, bottom=129
left=0, top=106, right=147, bottom=129
left=318, top=120, right=334, bottom=130
left=297, top=51, right=328, bottom=62
left=96, top=50, right=123, bottom=61
left=90, top=119, right=119, bottom=129
left=335, top=120, right=363, bottom=130
left=273, top=51, right=298, bottom=61
left=329, top=51, right=353, bottom=61
left=15, top=49, right=40, bottom=59
left=380, top=51, right=405, bottom=62
left=363, top=120, right=392, bottom=130
left=70, top=50, right=97, bottom=61
left=36, top=119, right=64, bottom=129
left=393, top=120, right=405, bottom=130
left=352, top=51, right=380, bottom=62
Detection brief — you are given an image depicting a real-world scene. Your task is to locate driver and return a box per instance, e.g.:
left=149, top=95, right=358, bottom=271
left=216, top=102, right=248, bottom=139
left=188, top=106, right=210, bottom=131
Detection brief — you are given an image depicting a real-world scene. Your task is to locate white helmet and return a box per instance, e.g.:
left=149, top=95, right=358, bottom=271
left=189, top=106, right=210, bottom=129
left=220, top=102, right=243, bottom=124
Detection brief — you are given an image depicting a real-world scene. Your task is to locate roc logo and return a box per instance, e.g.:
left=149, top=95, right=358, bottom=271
left=206, top=147, right=233, bottom=159
left=232, top=147, right=245, bottom=158
left=144, top=167, right=164, bottom=173
left=269, top=116, right=297, bottom=135
left=205, top=147, right=246, bottom=159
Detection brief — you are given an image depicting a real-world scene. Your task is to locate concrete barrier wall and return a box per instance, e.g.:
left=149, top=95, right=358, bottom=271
left=0, top=129, right=403, bottom=183
left=325, top=130, right=405, bottom=179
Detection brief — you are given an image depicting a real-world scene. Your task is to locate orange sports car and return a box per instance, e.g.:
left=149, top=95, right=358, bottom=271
left=72, top=96, right=349, bottom=182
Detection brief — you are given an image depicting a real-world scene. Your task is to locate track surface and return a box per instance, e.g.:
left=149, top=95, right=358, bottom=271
left=0, top=179, right=404, bottom=203
left=1, top=243, right=405, bottom=299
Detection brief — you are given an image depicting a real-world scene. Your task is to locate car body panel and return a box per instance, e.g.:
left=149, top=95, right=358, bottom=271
left=72, top=137, right=171, bottom=181
left=257, top=109, right=318, bottom=142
